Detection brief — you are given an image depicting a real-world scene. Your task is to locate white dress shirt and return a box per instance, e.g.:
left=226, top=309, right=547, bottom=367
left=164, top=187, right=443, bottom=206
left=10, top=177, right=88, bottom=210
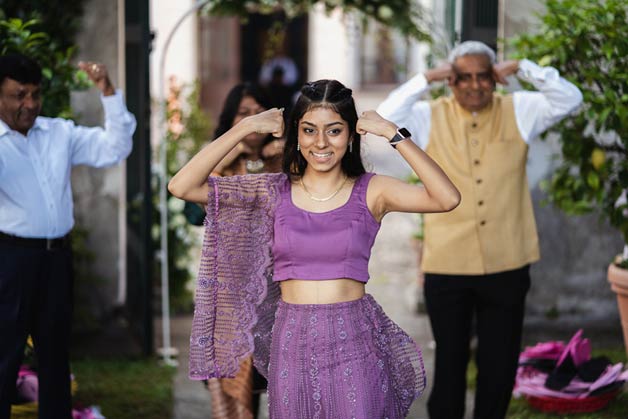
left=376, top=59, right=583, bottom=149
left=0, top=90, right=136, bottom=238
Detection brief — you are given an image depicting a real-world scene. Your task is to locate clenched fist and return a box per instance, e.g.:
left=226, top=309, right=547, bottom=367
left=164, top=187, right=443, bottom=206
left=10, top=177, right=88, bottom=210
left=244, top=108, right=285, bottom=139
left=78, top=61, right=115, bottom=96
left=356, top=110, right=397, bottom=140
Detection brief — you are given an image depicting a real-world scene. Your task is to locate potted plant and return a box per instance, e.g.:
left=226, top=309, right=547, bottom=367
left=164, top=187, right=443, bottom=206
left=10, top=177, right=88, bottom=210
left=511, top=0, right=628, bottom=353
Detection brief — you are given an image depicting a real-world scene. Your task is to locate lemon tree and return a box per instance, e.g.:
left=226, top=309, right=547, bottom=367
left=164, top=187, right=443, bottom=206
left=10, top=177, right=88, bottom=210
left=512, top=0, right=628, bottom=263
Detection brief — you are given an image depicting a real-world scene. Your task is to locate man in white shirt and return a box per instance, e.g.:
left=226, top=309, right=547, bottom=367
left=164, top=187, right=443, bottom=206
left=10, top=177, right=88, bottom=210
left=0, top=53, right=136, bottom=419
left=377, top=41, right=582, bottom=419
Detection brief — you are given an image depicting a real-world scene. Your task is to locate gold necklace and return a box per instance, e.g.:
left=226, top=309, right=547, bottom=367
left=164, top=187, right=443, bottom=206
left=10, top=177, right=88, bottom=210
left=300, top=176, right=348, bottom=202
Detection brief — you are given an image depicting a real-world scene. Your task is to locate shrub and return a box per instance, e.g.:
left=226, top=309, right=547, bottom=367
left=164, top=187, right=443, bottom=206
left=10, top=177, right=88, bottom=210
left=0, top=15, right=90, bottom=118
left=511, top=0, right=628, bottom=263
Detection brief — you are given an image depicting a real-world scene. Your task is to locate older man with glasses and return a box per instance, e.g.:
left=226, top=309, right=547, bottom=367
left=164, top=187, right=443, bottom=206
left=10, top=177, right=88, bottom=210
left=377, top=41, right=582, bottom=419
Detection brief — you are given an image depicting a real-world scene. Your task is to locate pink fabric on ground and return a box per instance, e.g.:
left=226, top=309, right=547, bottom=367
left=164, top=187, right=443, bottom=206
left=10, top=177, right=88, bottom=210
left=514, top=330, right=627, bottom=400
left=556, top=329, right=590, bottom=367
left=519, top=341, right=565, bottom=362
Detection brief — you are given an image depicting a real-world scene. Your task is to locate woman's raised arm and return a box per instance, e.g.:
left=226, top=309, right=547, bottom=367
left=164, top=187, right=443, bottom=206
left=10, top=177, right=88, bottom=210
left=356, top=110, right=461, bottom=220
left=168, top=108, right=284, bottom=203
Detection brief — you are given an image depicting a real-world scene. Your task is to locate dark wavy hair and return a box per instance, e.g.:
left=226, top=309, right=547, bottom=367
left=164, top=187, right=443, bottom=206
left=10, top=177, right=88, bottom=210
left=214, top=82, right=272, bottom=140
left=0, top=53, right=42, bottom=87
left=282, top=79, right=365, bottom=178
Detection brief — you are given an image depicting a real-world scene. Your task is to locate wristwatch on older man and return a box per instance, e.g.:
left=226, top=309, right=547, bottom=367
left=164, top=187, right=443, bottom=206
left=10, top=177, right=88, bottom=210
left=389, top=127, right=412, bottom=148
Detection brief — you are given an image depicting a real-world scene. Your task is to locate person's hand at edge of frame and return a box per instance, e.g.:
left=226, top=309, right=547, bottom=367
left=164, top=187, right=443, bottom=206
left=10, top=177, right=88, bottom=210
left=78, top=61, right=115, bottom=96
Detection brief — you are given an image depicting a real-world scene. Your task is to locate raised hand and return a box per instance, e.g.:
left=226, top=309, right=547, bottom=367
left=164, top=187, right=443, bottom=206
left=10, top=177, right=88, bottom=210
left=356, top=110, right=397, bottom=140
left=169, top=108, right=284, bottom=201
left=492, top=60, right=520, bottom=85
left=78, top=61, right=115, bottom=96
left=425, top=63, right=453, bottom=84
left=244, top=108, right=285, bottom=139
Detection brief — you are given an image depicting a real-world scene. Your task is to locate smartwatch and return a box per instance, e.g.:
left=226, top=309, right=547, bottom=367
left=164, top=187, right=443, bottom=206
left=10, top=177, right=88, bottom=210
left=389, top=127, right=412, bottom=148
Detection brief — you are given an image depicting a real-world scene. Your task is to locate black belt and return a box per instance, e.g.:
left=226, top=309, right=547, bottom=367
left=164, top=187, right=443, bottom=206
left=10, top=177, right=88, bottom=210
left=0, top=231, right=71, bottom=250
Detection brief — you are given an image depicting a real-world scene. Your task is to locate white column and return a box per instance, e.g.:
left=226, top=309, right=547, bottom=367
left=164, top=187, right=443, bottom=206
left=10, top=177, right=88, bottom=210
left=150, top=0, right=199, bottom=104
left=309, top=5, right=358, bottom=88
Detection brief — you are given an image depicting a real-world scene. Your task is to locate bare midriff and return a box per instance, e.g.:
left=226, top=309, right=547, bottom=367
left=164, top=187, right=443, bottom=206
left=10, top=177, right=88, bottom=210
left=279, top=278, right=366, bottom=304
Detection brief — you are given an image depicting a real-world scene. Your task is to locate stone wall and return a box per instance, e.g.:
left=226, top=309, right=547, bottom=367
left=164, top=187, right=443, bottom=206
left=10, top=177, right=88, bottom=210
left=70, top=0, right=125, bottom=322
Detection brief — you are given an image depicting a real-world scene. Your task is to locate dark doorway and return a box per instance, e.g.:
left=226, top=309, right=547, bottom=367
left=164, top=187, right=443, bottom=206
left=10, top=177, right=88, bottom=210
left=240, top=13, right=308, bottom=111
left=461, top=0, right=498, bottom=50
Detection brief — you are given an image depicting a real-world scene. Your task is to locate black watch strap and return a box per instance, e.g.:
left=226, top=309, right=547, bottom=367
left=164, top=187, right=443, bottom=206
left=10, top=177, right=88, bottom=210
left=389, top=127, right=412, bottom=148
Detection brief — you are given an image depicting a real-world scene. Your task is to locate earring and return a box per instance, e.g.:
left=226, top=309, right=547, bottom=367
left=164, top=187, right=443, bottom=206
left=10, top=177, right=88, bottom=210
left=349, top=142, right=353, bottom=153
left=297, top=143, right=300, bottom=151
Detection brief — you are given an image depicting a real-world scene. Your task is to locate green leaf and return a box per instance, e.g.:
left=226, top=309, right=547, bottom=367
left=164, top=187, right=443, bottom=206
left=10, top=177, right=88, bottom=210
left=41, top=68, right=53, bottom=80
left=587, top=171, right=600, bottom=189
left=509, top=0, right=628, bottom=242
left=538, top=55, right=553, bottom=66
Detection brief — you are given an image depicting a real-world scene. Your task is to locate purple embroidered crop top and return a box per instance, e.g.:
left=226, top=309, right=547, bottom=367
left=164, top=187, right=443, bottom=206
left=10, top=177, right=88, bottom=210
left=272, top=172, right=380, bottom=283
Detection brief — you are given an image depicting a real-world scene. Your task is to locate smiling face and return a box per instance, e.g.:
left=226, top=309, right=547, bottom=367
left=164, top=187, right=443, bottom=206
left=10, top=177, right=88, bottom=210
left=449, top=54, right=495, bottom=112
left=298, top=106, right=350, bottom=174
left=0, top=78, right=42, bottom=135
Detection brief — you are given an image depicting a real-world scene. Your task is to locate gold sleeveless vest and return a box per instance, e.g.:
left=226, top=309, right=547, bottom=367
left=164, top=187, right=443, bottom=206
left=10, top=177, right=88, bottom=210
left=422, top=94, right=540, bottom=274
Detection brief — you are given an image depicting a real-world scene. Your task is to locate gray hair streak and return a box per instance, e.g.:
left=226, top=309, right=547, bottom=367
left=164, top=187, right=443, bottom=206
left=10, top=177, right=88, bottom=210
left=448, top=41, right=496, bottom=64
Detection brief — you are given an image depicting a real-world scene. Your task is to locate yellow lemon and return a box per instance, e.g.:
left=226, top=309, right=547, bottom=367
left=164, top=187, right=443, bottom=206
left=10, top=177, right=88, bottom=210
left=591, top=148, right=606, bottom=170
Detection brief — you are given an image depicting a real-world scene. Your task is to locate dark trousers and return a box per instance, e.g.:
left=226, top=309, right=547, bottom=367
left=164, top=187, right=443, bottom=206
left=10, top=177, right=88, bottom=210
left=0, top=241, right=73, bottom=419
left=424, top=266, right=530, bottom=419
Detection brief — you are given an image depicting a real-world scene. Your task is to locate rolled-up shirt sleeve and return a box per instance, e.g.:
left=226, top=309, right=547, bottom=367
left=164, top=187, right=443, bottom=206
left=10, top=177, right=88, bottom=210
left=70, top=89, right=137, bottom=167
left=514, top=59, right=583, bottom=143
left=376, top=73, right=432, bottom=149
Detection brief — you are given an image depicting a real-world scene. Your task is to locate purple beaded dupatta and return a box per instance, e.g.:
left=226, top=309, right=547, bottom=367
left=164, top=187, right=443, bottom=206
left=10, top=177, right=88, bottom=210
left=189, top=173, right=285, bottom=380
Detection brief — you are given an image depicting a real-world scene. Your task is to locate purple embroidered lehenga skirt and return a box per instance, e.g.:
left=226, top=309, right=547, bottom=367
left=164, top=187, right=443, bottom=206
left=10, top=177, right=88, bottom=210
left=269, top=295, right=425, bottom=419
left=188, top=174, right=426, bottom=419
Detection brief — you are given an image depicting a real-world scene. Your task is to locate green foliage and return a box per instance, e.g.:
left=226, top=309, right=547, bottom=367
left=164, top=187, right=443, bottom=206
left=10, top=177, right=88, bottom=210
left=154, top=81, right=212, bottom=313
left=0, top=0, right=86, bottom=50
left=203, top=0, right=430, bottom=42
left=0, top=17, right=90, bottom=118
left=511, top=0, right=628, bottom=254
left=71, top=358, right=175, bottom=419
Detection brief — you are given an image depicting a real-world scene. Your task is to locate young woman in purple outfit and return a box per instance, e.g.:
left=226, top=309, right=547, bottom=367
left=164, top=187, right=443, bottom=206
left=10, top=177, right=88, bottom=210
left=169, top=79, right=460, bottom=418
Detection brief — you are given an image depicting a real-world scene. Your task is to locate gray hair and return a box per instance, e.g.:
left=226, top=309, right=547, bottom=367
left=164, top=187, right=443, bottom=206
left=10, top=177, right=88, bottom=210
left=448, top=41, right=496, bottom=64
